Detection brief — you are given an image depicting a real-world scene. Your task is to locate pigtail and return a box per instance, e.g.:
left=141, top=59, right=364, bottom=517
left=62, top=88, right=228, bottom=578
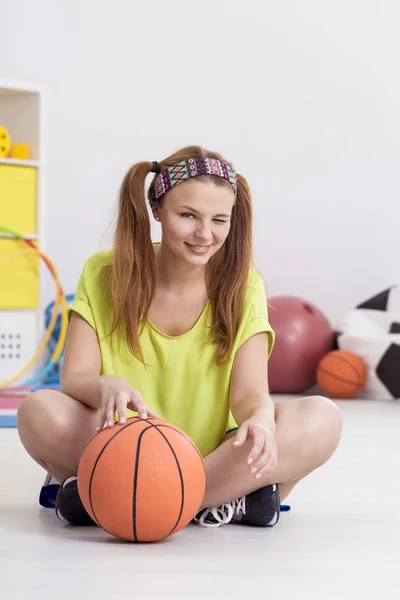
left=110, top=162, right=157, bottom=362
left=207, top=173, right=253, bottom=364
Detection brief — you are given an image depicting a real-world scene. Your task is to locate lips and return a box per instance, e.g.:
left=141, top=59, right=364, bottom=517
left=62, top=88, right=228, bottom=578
left=185, top=243, right=212, bottom=254
left=187, top=244, right=210, bottom=250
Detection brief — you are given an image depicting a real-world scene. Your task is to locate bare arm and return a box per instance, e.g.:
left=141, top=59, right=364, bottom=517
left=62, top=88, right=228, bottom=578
left=229, top=332, right=278, bottom=476
left=229, top=331, right=275, bottom=433
left=60, top=311, right=158, bottom=427
left=60, top=311, right=103, bottom=409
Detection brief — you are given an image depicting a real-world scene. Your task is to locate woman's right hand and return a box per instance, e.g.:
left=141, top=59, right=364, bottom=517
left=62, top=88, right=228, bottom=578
left=96, top=375, right=159, bottom=432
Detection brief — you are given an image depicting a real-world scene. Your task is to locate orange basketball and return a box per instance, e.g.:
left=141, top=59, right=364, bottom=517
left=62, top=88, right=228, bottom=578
left=316, top=350, right=367, bottom=399
left=77, top=417, right=206, bottom=542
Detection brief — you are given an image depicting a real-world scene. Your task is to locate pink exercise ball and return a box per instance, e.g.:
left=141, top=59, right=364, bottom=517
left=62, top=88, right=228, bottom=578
left=267, top=296, right=335, bottom=394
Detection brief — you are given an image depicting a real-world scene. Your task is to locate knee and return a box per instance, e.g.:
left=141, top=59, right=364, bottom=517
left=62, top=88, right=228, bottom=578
left=300, top=395, right=343, bottom=464
left=18, top=390, right=46, bottom=427
left=18, top=389, right=52, bottom=425
left=17, top=390, right=52, bottom=441
left=303, top=394, right=343, bottom=429
left=17, top=389, right=72, bottom=451
left=18, top=390, right=98, bottom=448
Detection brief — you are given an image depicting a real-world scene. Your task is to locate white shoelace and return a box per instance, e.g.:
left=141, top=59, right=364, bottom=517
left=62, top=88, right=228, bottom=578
left=194, top=496, right=247, bottom=528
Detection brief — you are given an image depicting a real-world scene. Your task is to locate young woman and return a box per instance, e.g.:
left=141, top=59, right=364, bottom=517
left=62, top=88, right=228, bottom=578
left=17, top=146, right=343, bottom=528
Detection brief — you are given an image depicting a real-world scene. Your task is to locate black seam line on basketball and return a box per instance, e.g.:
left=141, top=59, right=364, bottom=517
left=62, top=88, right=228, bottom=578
left=88, top=419, right=145, bottom=533
left=136, top=420, right=187, bottom=540
left=155, top=425, right=206, bottom=477
left=323, top=355, right=364, bottom=383
left=317, top=366, right=363, bottom=387
left=151, top=424, right=186, bottom=538
left=156, top=425, right=206, bottom=518
left=132, top=425, right=155, bottom=543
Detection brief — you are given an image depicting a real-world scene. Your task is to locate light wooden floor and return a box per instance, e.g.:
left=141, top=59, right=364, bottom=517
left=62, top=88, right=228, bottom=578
left=1, top=397, right=399, bottom=600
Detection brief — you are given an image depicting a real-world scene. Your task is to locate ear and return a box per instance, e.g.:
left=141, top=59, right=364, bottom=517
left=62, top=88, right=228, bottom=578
left=152, top=201, right=161, bottom=222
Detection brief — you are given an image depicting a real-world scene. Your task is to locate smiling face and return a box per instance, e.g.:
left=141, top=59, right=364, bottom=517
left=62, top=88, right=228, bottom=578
left=153, top=180, right=235, bottom=265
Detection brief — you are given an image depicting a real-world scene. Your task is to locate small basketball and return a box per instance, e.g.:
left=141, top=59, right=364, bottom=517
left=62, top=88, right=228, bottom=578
left=316, top=350, right=367, bottom=399
left=77, top=417, right=206, bottom=542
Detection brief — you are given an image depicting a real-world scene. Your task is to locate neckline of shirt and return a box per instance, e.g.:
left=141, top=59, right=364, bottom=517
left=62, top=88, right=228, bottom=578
left=148, top=241, right=210, bottom=339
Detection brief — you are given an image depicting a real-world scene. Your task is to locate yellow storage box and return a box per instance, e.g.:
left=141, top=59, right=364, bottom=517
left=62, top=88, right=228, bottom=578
left=0, top=165, right=39, bottom=308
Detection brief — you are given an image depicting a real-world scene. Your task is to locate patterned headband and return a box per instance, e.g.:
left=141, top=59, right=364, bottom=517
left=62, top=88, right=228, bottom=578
left=150, top=157, right=237, bottom=204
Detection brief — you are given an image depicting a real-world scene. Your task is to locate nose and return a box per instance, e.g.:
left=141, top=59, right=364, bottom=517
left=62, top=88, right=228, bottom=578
left=195, top=219, right=213, bottom=242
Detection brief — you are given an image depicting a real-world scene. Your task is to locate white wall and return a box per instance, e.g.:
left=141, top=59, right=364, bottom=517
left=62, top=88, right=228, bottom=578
left=1, top=0, right=397, bottom=327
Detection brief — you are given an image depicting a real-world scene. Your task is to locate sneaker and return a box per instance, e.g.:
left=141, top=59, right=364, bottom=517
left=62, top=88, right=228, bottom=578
left=193, top=484, right=281, bottom=528
left=55, top=476, right=97, bottom=526
left=39, top=473, right=60, bottom=508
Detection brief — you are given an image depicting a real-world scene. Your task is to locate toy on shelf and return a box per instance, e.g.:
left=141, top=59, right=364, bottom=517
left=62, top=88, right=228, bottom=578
left=0, top=125, right=11, bottom=157
left=0, top=125, right=31, bottom=159
left=10, top=144, right=31, bottom=160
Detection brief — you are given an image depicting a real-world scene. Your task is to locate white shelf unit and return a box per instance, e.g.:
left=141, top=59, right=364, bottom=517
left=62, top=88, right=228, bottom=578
left=0, top=82, right=45, bottom=385
left=0, top=158, right=40, bottom=168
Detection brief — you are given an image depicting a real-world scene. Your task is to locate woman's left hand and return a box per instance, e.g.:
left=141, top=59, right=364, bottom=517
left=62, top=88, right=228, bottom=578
left=233, top=417, right=278, bottom=479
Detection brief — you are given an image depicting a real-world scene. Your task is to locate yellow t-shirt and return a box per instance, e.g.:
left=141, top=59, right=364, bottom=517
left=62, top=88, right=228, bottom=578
left=68, top=246, right=274, bottom=457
